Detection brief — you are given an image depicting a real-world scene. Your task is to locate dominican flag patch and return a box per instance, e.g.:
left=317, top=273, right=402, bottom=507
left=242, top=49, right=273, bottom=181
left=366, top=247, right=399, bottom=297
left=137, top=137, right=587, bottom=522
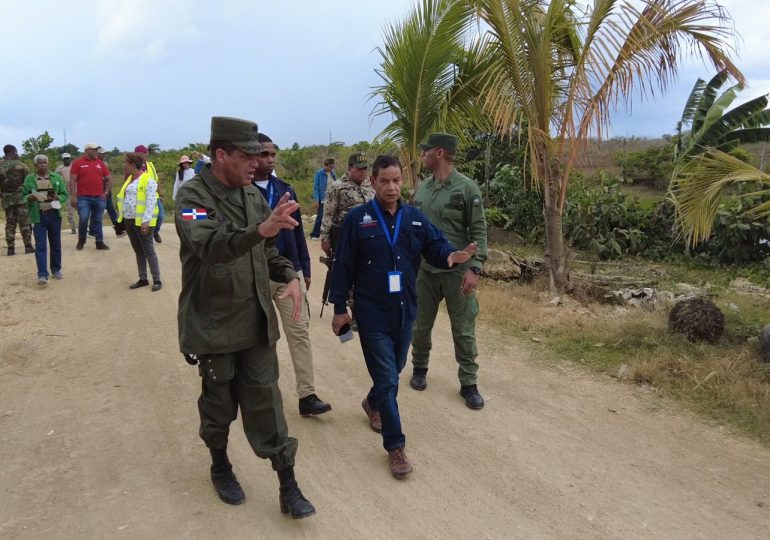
left=182, top=208, right=208, bottom=220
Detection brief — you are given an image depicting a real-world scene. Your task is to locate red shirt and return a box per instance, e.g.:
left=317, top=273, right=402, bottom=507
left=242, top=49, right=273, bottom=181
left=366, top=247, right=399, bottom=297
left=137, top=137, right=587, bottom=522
left=71, top=157, right=110, bottom=196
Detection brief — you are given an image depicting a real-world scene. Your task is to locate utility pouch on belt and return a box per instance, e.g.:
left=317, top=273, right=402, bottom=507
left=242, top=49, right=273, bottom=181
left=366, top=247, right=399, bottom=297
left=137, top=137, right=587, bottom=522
left=197, top=353, right=236, bottom=383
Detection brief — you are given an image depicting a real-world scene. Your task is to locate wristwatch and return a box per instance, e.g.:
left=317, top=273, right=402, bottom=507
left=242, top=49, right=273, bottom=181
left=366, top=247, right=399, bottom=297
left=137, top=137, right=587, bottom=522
left=470, top=266, right=481, bottom=275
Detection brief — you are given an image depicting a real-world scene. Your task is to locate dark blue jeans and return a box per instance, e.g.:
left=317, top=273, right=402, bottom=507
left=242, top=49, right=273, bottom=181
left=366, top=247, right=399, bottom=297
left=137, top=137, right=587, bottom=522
left=155, top=199, right=165, bottom=236
left=33, top=211, right=62, bottom=278
left=310, top=202, right=324, bottom=238
left=359, top=324, right=413, bottom=451
left=77, top=196, right=106, bottom=242
left=105, top=192, right=118, bottom=225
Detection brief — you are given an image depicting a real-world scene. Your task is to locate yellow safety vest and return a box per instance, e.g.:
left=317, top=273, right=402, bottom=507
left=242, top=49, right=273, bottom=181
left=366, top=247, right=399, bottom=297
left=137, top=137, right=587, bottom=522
left=117, top=172, right=159, bottom=226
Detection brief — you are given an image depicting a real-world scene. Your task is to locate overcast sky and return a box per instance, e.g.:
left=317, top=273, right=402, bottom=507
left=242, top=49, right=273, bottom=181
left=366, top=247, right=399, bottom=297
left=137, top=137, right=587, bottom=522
left=0, top=0, right=767, bottom=153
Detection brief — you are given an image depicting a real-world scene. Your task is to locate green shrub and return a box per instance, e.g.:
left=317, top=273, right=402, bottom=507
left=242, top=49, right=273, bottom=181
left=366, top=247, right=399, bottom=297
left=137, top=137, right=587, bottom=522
left=695, top=195, right=770, bottom=264
left=564, top=177, right=648, bottom=259
left=486, top=164, right=544, bottom=241
left=613, top=143, right=674, bottom=190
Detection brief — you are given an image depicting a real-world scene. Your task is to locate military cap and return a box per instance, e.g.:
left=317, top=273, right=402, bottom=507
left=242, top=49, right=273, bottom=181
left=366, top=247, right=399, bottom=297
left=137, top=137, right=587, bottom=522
left=418, top=133, right=459, bottom=153
left=210, top=116, right=262, bottom=155
left=348, top=152, right=368, bottom=168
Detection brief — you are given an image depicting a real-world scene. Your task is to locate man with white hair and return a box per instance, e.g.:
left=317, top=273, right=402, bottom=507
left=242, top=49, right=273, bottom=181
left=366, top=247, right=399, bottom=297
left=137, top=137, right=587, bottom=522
left=22, top=155, right=69, bottom=284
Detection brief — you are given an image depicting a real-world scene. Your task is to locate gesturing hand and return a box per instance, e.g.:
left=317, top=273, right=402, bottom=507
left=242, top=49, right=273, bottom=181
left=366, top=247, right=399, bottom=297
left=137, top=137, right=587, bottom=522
left=447, top=242, right=478, bottom=267
left=257, top=192, right=299, bottom=238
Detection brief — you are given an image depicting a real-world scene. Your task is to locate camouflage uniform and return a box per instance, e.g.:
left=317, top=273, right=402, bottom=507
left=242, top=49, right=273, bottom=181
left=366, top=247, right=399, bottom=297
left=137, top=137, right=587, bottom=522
left=55, top=163, right=76, bottom=232
left=319, top=174, right=375, bottom=246
left=0, top=158, right=32, bottom=249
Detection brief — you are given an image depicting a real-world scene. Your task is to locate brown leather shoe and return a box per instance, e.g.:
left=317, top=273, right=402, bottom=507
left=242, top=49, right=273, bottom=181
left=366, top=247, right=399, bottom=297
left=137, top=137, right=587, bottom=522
left=361, top=398, right=382, bottom=433
left=387, top=447, right=413, bottom=479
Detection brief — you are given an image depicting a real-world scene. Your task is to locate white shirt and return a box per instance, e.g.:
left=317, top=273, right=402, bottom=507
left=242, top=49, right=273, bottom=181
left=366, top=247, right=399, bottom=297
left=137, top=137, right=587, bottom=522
left=172, top=168, right=196, bottom=200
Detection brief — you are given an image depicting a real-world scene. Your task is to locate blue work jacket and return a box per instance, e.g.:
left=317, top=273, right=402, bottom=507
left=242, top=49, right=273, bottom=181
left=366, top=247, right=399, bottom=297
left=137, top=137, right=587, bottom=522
left=330, top=199, right=457, bottom=332
left=313, top=168, right=336, bottom=203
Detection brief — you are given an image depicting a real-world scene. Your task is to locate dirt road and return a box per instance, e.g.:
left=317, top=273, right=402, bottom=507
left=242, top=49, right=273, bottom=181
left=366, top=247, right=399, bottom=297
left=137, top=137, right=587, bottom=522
left=1, top=227, right=769, bottom=539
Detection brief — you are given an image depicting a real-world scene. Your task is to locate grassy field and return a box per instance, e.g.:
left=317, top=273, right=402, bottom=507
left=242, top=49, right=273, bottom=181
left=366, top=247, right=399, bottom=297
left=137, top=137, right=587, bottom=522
left=476, top=254, right=770, bottom=445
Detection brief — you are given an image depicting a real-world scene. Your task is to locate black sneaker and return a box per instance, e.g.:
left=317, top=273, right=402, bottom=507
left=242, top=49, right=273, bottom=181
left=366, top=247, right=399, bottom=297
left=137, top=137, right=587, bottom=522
left=298, top=394, right=332, bottom=417
left=211, top=465, right=245, bottom=505
left=129, top=279, right=150, bottom=290
left=6, top=246, right=14, bottom=256
left=460, top=384, right=485, bottom=410
left=154, top=233, right=162, bottom=244
left=76, top=240, right=85, bottom=251
left=24, top=245, right=35, bottom=254
left=95, top=241, right=110, bottom=250
left=151, top=281, right=162, bottom=292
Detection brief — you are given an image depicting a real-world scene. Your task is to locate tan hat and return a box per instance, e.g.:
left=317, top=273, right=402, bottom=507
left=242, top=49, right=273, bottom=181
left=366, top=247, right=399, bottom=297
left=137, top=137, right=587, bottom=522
left=84, top=142, right=100, bottom=150
left=179, top=155, right=193, bottom=165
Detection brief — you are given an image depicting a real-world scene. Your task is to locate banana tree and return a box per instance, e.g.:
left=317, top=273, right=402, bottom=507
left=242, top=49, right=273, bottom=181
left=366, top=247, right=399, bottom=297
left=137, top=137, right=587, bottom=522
left=671, top=70, right=770, bottom=245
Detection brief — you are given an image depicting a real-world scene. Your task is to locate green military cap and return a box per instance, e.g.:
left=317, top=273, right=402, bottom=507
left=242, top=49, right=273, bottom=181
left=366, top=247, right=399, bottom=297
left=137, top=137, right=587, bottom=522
left=210, top=116, right=263, bottom=155
left=348, top=151, right=368, bottom=168
left=418, top=132, right=459, bottom=153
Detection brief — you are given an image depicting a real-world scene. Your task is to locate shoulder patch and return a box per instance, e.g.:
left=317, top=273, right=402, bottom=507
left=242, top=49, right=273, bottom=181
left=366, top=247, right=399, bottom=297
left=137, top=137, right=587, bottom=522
left=181, top=208, right=208, bottom=220
left=472, top=196, right=481, bottom=207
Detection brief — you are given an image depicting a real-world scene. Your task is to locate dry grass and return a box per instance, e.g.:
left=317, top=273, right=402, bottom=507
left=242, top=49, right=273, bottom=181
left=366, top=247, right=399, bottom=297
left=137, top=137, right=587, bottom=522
left=477, top=278, right=770, bottom=444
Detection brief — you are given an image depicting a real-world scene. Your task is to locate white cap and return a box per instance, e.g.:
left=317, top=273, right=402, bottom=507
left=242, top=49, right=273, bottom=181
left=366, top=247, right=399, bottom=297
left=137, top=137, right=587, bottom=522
left=61, top=152, right=71, bottom=158
left=84, top=142, right=100, bottom=150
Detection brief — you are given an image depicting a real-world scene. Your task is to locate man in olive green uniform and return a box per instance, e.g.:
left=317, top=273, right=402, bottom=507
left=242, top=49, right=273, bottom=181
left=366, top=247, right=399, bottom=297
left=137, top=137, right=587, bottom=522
left=410, top=133, right=488, bottom=409
left=175, top=117, right=315, bottom=519
left=0, top=144, right=34, bottom=256
left=320, top=151, right=375, bottom=257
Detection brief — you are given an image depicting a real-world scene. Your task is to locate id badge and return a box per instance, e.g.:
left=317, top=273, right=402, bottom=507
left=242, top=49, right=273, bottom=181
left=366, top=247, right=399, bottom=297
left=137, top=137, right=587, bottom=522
left=388, top=271, right=403, bottom=293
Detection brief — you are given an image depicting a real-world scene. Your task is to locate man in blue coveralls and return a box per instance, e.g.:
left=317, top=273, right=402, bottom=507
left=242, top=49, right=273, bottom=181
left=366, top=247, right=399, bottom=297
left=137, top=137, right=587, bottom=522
left=329, top=154, right=476, bottom=480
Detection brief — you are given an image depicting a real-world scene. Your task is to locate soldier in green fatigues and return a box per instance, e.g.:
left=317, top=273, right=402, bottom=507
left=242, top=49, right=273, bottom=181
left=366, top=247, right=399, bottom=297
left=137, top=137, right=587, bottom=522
left=175, top=117, right=315, bottom=519
left=0, top=144, right=34, bottom=256
left=409, top=133, right=488, bottom=409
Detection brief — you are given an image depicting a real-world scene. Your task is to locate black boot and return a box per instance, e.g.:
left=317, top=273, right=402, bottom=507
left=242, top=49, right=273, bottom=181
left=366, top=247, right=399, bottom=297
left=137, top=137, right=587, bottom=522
left=6, top=246, right=14, bottom=256
left=410, top=368, right=428, bottom=391
left=209, top=447, right=245, bottom=505
left=277, top=467, right=315, bottom=519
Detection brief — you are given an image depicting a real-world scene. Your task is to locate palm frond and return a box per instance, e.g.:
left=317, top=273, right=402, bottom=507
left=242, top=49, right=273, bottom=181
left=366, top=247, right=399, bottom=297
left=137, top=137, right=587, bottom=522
left=671, top=148, right=770, bottom=245
left=370, top=0, right=475, bottom=185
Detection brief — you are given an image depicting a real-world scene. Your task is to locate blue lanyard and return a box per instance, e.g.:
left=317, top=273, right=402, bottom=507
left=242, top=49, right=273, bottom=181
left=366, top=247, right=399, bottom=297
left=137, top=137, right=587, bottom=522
left=267, top=180, right=276, bottom=208
left=370, top=197, right=403, bottom=266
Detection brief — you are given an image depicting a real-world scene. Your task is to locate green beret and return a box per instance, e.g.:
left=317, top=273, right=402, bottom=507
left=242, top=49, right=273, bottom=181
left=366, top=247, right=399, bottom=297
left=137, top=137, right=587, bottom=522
left=418, top=132, right=459, bottom=153
left=348, top=152, right=369, bottom=168
left=210, top=116, right=263, bottom=155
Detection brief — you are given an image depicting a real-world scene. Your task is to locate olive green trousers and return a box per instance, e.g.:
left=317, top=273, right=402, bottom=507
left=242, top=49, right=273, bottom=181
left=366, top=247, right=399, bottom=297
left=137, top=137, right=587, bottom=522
left=411, top=268, right=479, bottom=386
left=197, top=342, right=297, bottom=471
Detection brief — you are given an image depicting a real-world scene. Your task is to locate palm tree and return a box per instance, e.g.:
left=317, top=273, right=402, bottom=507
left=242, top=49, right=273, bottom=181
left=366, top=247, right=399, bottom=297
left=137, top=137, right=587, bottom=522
left=670, top=70, right=770, bottom=245
left=370, top=0, right=487, bottom=187
left=471, top=0, right=741, bottom=292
